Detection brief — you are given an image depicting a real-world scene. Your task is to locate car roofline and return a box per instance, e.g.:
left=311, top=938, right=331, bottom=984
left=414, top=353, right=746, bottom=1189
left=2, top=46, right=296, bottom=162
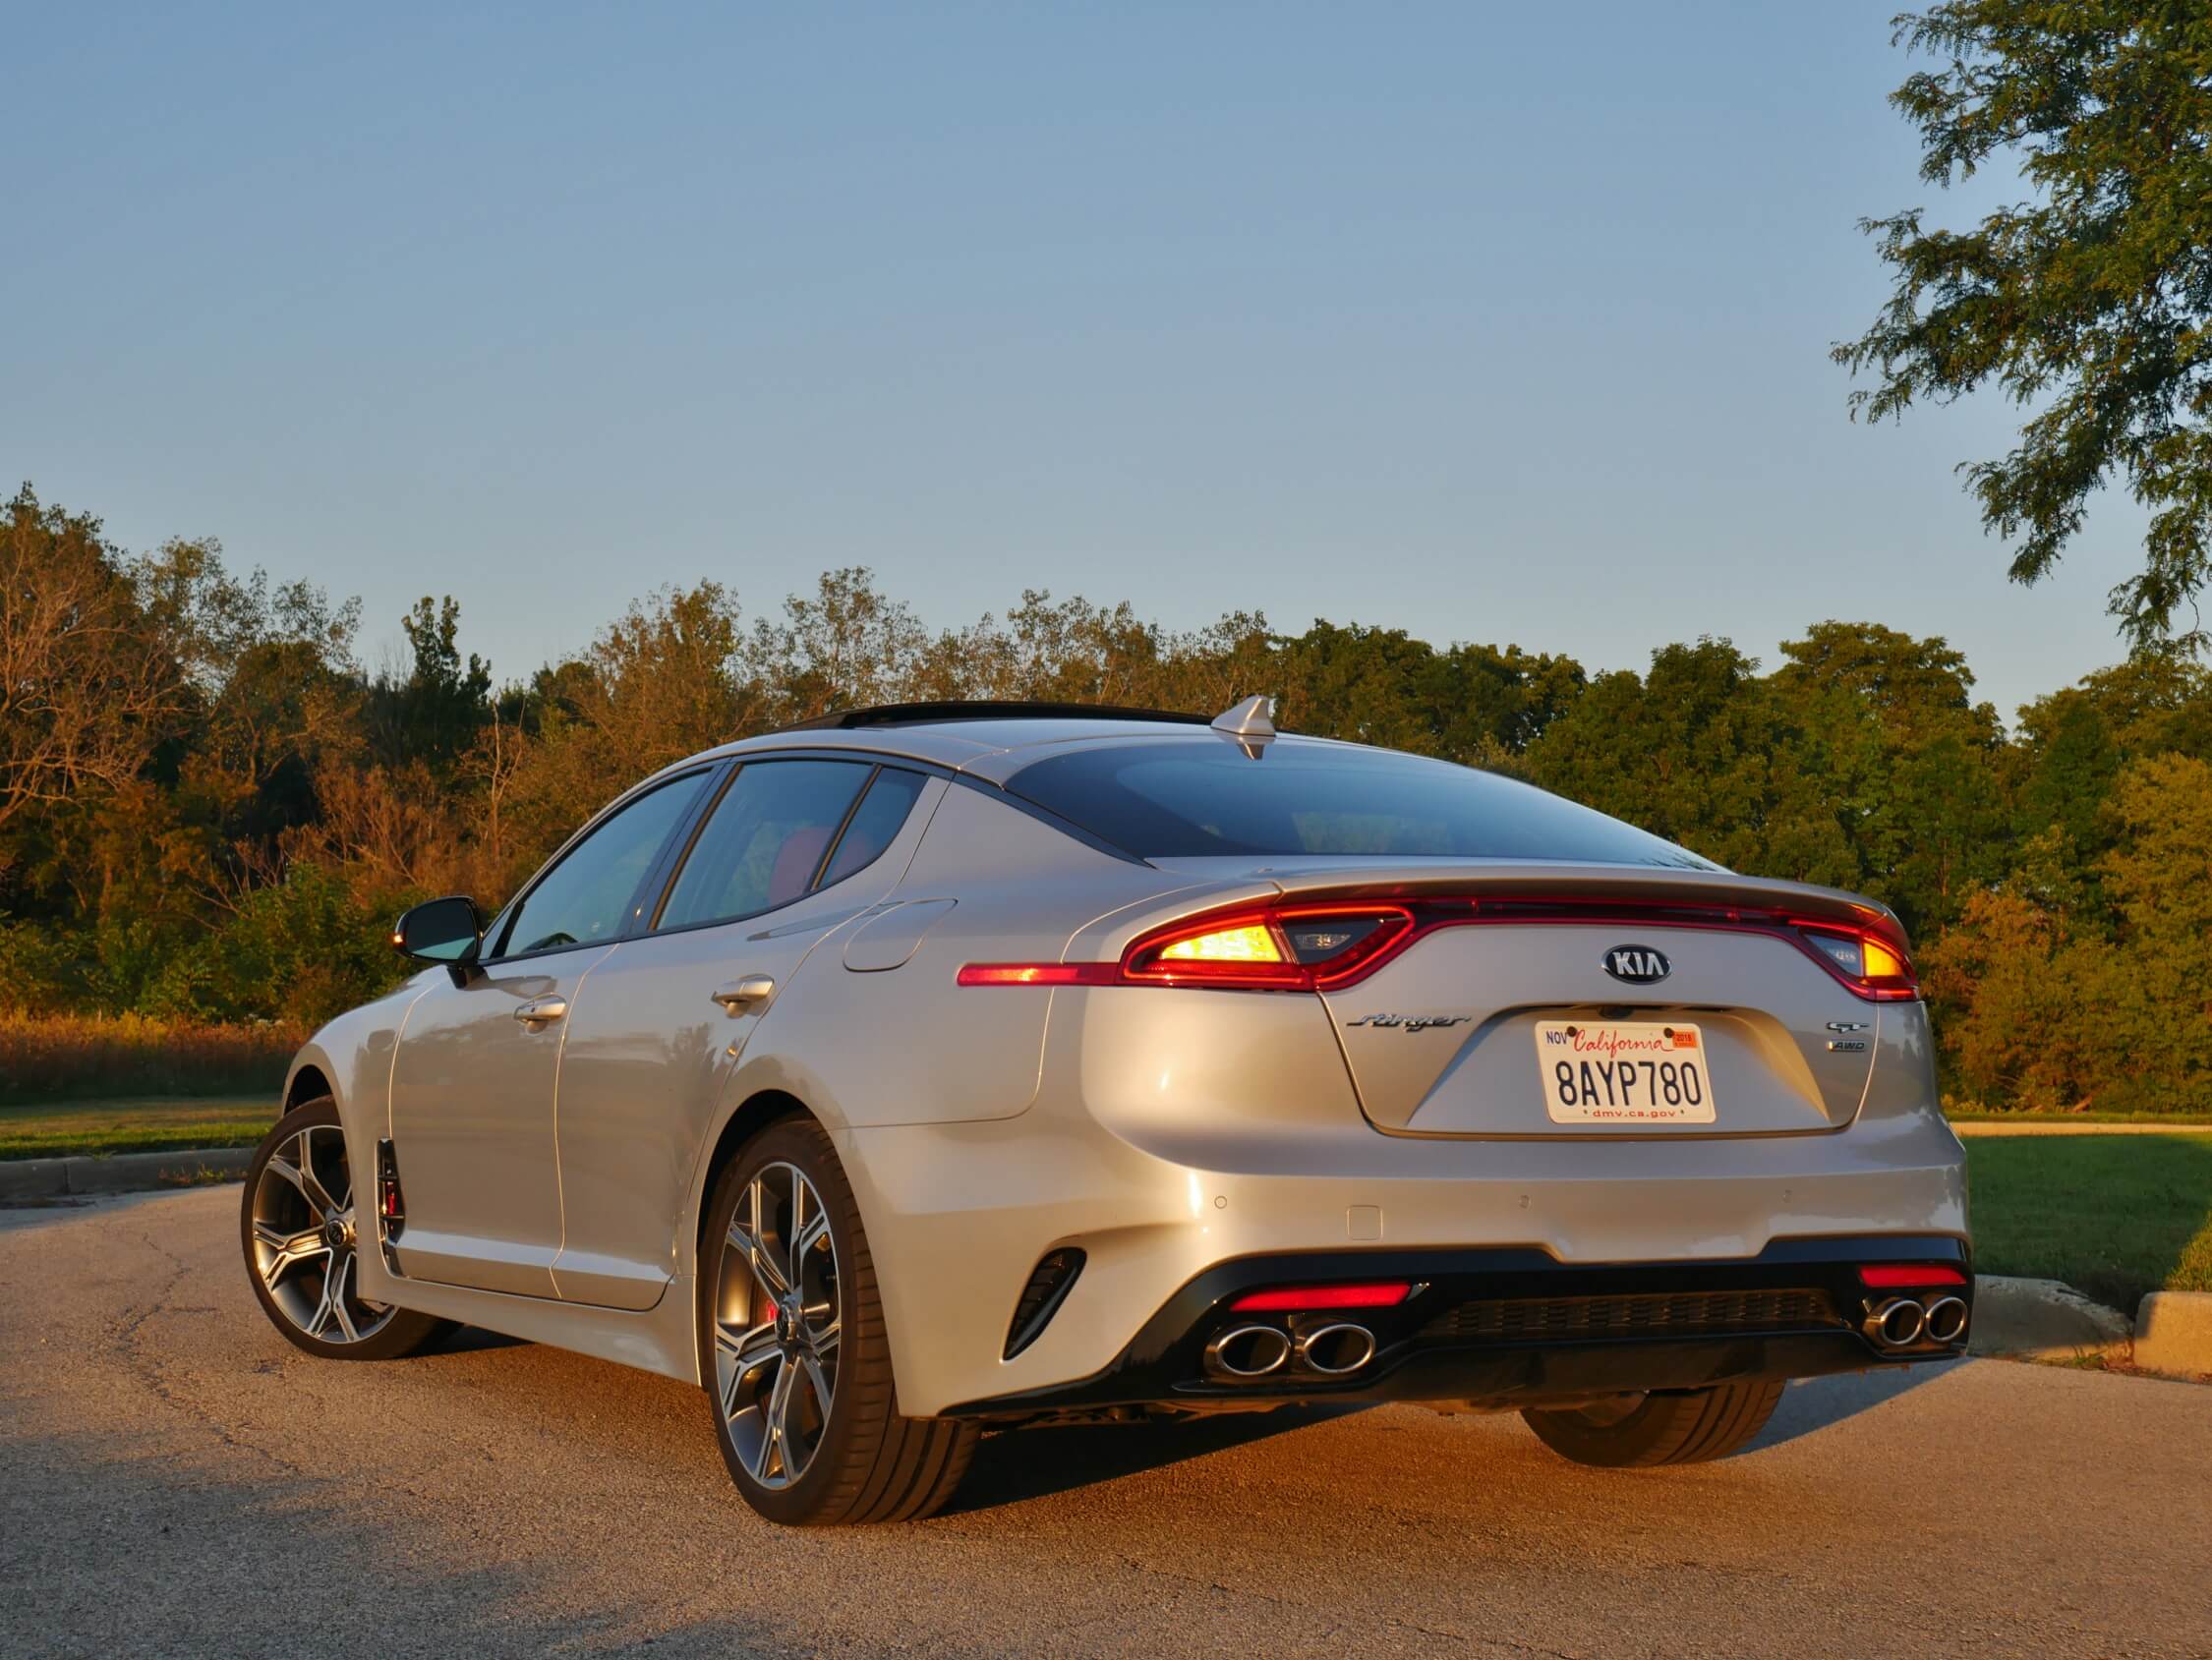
left=772, top=700, right=1216, bottom=733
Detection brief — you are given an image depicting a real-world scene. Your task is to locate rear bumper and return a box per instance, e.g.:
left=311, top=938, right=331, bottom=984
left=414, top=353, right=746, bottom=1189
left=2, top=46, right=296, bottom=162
left=942, top=1234, right=1972, bottom=1420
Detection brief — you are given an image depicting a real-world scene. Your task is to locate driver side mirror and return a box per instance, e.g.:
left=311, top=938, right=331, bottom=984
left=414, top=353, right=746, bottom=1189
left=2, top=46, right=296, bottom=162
left=391, top=896, right=485, bottom=983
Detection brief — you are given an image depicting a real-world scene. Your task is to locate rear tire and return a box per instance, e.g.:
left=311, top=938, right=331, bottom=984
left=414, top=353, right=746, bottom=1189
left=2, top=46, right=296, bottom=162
left=1521, top=1379, right=1784, bottom=1467
left=240, top=1097, right=451, bottom=1361
left=698, top=1116, right=976, bottom=1525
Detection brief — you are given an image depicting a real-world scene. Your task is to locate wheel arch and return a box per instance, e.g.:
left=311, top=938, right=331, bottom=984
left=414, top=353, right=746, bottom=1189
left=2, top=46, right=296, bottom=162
left=691, top=1087, right=814, bottom=1260
left=284, top=1059, right=334, bottom=1111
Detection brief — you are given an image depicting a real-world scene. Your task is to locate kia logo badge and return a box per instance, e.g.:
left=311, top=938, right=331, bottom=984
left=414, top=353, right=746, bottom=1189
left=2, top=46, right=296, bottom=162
left=1603, top=944, right=1671, bottom=984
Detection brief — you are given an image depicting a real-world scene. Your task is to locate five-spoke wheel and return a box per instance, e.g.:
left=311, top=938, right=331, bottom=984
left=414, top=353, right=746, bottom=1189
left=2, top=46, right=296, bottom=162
left=249, top=1119, right=392, bottom=1345
left=712, top=1161, right=843, bottom=1489
left=699, top=1117, right=976, bottom=1524
left=239, top=1096, right=447, bottom=1361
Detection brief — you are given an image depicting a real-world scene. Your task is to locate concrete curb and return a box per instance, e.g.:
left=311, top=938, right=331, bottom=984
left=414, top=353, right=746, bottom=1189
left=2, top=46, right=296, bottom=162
left=0, top=1146, right=252, bottom=1202
left=1967, top=1275, right=2132, bottom=1362
left=2132, top=1291, right=2212, bottom=1380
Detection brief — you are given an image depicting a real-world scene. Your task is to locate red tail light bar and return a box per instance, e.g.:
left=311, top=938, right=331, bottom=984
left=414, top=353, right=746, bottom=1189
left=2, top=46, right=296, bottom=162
left=960, top=893, right=1918, bottom=1001
left=1859, top=1264, right=1968, bottom=1288
left=1230, top=1282, right=1414, bottom=1312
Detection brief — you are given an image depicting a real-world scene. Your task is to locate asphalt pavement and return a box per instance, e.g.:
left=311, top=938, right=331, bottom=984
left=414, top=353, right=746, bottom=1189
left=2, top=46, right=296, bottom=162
left=2, top=1187, right=2207, bottom=1659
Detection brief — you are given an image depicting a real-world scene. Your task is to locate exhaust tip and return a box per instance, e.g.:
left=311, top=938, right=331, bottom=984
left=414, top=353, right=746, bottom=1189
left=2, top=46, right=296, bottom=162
left=1923, top=1295, right=1969, bottom=1345
left=1865, top=1296, right=1927, bottom=1349
left=1298, top=1322, right=1376, bottom=1375
left=1206, top=1325, right=1292, bottom=1378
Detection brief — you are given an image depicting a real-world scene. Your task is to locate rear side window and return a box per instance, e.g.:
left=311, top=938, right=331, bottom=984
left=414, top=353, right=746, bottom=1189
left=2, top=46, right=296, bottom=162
left=1002, top=740, right=1714, bottom=868
left=820, top=768, right=928, bottom=887
left=659, top=761, right=873, bottom=930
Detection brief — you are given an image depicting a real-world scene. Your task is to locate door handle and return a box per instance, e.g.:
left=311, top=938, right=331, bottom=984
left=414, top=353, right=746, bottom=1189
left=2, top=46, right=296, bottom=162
left=512, top=996, right=568, bottom=1026
left=711, top=976, right=776, bottom=1014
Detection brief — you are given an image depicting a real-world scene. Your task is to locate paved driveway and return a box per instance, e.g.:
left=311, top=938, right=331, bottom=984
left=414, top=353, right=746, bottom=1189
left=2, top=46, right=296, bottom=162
left=3, top=1187, right=2206, bottom=1658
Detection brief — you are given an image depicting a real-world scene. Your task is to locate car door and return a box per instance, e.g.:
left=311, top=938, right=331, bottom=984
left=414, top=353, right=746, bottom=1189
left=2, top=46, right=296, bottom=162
left=549, top=759, right=935, bottom=1309
left=384, top=768, right=715, bottom=1298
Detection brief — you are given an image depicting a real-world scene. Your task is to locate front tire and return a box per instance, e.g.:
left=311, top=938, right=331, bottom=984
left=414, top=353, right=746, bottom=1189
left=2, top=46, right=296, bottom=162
left=1521, top=1379, right=1785, bottom=1467
left=239, top=1096, right=449, bottom=1361
left=698, top=1116, right=975, bottom=1525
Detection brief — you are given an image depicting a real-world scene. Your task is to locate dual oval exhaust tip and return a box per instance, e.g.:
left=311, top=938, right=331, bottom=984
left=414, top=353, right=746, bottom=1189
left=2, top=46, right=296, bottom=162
left=1865, top=1294, right=1969, bottom=1350
left=1205, top=1321, right=1377, bottom=1380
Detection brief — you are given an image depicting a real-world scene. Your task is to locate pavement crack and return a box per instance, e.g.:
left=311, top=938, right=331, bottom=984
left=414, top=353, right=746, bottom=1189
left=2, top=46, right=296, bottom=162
left=114, top=1225, right=327, bottom=1489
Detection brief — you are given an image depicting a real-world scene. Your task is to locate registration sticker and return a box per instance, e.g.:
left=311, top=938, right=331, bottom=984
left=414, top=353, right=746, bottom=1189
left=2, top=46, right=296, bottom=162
left=1535, top=1021, right=1716, bottom=1124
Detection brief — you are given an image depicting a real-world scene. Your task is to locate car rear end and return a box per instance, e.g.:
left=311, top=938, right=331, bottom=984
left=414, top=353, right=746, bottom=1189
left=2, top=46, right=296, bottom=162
left=844, top=726, right=1969, bottom=1424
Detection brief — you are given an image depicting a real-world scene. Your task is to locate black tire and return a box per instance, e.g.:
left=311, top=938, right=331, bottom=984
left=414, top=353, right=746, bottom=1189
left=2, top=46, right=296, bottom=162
left=1521, top=1379, right=1785, bottom=1468
left=697, top=1116, right=976, bottom=1525
left=239, top=1096, right=450, bottom=1361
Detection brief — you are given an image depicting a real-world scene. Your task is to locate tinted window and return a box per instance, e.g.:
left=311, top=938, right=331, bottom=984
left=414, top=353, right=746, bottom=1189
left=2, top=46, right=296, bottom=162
left=1003, top=740, right=1715, bottom=868
left=820, top=768, right=927, bottom=887
left=496, top=772, right=710, bottom=957
left=659, top=761, right=872, bottom=930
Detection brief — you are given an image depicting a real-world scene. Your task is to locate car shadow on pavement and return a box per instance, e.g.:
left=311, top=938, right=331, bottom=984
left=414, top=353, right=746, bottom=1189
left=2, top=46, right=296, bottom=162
left=1747, top=1357, right=1962, bottom=1453
left=950, top=1403, right=1356, bottom=1513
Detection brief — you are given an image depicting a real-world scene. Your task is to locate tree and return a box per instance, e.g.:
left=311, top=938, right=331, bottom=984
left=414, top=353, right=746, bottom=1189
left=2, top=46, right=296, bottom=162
left=372, top=597, right=492, bottom=770
left=0, top=487, right=179, bottom=839
left=1836, top=4, right=2212, bottom=651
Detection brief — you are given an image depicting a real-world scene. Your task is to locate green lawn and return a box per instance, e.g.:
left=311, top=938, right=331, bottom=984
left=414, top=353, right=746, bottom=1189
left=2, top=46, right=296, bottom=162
left=0, top=1097, right=277, bottom=1161
left=1968, top=1134, right=2212, bottom=1311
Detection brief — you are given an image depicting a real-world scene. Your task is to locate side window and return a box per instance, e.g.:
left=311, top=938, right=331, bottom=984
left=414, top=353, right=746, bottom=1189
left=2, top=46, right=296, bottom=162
left=495, top=773, right=710, bottom=958
left=658, top=761, right=873, bottom=931
left=819, top=768, right=927, bottom=887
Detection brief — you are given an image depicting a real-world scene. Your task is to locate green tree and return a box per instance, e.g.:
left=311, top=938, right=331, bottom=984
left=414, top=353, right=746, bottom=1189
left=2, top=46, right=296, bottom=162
left=1770, top=622, right=2008, bottom=935
left=373, top=597, right=492, bottom=770
left=1521, top=639, right=1790, bottom=874
left=1836, top=3, right=2212, bottom=650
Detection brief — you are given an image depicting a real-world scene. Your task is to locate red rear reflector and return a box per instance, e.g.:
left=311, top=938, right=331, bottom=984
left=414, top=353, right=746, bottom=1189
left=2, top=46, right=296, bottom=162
left=1230, top=1282, right=1413, bottom=1312
left=955, top=963, right=1116, bottom=987
left=1859, top=1264, right=1967, bottom=1288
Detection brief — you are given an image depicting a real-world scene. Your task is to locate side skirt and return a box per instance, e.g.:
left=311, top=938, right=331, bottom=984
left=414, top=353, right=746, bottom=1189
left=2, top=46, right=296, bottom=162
left=357, top=1255, right=701, bottom=1385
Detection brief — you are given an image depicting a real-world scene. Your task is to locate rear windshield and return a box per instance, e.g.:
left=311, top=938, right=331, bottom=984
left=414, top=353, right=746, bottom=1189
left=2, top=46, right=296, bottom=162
left=1003, top=739, right=1715, bottom=867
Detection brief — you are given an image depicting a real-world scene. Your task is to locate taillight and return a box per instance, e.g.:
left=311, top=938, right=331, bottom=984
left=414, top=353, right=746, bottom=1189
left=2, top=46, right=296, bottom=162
left=1859, top=1264, right=1967, bottom=1288
left=959, top=894, right=1918, bottom=1000
left=1230, top=1281, right=1413, bottom=1312
left=1123, top=904, right=1415, bottom=990
left=1792, top=922, right=1918, bottom=1002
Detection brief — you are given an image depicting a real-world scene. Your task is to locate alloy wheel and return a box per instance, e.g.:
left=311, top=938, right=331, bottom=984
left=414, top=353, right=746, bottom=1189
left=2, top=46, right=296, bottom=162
left=712, top=1161, right=842, bottom=1490
left=248, top=1123, right=394, bottom=1345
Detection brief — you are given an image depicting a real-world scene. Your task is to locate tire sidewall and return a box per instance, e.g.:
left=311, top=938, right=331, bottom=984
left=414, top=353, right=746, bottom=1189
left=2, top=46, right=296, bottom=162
left=697, top=1117, right=872, bottom=1525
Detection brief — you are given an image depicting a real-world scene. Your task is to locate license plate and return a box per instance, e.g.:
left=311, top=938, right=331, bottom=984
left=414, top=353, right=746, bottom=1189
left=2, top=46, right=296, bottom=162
left=1535, top=1020, right=1716, bottom=1124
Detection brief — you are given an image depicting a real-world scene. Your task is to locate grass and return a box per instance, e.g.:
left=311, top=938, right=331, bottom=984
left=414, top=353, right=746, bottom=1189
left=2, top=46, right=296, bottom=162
left=1967, top=1134, right=2212, bottom=1312
left=0, top=1097, right=277, bottom=1160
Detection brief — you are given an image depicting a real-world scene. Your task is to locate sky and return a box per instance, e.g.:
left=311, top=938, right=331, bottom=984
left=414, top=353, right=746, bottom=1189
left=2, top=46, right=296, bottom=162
left=2, top=2, right=2155, bottom=723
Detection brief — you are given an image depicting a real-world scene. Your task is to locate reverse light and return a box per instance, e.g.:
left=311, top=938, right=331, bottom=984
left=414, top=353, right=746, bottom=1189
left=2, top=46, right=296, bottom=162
left=1156, top=924, right=1283, bottom=964
left=1230, top=1282, right=1413, bottom=1312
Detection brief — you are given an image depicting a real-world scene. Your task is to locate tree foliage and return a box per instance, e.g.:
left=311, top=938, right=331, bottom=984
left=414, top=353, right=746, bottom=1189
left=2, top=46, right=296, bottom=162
left=1836, top=3, right=2212, bottom=650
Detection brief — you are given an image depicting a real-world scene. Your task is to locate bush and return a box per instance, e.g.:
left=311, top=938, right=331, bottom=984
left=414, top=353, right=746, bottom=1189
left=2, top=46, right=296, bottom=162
left=144, top=865, right=414, bottom=1028
left=0, top=1010, right=302, bottom=1104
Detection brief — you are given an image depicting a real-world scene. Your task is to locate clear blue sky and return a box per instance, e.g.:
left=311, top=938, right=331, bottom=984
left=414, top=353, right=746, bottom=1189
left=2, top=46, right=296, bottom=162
left=3, top=2, right=2149, bottom=722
